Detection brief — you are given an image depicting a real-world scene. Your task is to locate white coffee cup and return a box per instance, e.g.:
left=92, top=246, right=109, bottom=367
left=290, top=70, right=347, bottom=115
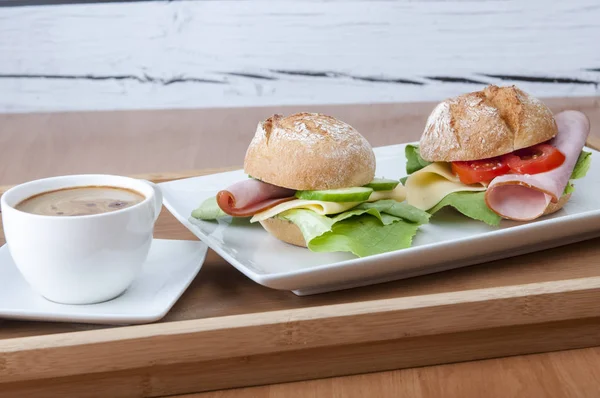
left=1, top=174, right=163, bottom=305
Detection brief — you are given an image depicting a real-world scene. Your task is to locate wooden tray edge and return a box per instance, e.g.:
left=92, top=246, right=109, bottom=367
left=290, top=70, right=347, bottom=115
left=2, top=277, right=600, bottom=383
left=4, top=317, right=600, bottom=397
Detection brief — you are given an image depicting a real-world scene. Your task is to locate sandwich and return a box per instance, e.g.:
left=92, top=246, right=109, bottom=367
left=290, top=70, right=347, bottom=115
left=402, top=85, right=592, bottom=225
left=191, top=112, right=430, bottom=257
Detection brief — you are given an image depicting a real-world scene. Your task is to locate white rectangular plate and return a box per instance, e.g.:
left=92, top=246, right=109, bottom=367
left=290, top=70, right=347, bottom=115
left=0, top=239, right=208, bottom=325
left=160, top=143, right=600, bottom=296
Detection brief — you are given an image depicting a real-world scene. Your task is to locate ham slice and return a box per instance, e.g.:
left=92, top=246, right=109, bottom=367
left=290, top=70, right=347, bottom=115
left=484, top=110, right=590, bottom=221
left=217, top=179, right=296, bottom=217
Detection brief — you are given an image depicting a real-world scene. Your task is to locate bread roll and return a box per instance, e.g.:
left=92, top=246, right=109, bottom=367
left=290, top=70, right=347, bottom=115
left=419, top=85, right=558, bottom=162
left=244, top=113, right=376, bottom=190
left=259, top=217, right=307, bottom=247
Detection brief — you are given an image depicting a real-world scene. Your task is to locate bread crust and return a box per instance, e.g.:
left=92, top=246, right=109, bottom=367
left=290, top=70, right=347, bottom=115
left=259, top=217, right=307, bottom=247
left=419, top=85, right=558, bottom=162
left=542, top=192, right=571, bottom=216
left=244, top=113, right=376, bottom=190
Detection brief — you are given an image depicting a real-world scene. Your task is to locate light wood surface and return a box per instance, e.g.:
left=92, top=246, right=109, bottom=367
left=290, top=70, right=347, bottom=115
left=2, top=98, right=600, bottom=397
left=1, top=1, right=599, bottom=113
left=4, top=318, right=600, bottom=398
left=0, top=96, right=598, bottom=186
left=180, top=346, right=600, bottom=398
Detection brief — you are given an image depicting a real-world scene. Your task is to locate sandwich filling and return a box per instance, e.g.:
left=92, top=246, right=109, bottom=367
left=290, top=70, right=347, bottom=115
left=192, top=178, right=430, bottom=258
left=403, top=111, right=591, bottom=223
left=215, top=178, right=295, bottom=217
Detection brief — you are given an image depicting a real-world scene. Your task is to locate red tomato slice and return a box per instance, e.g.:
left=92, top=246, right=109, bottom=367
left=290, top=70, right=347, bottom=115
left=504, top=143, right=566, bottom=174
left=451, top=157, right=510, bottom=185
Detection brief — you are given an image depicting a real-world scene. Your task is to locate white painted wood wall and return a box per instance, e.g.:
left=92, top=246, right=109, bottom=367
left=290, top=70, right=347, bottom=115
left=0, top=0, right=598, bottom=113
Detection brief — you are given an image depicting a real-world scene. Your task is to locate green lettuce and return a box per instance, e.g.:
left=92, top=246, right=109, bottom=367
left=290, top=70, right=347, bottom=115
left=571, top=150, right=592, bottom=179
left=309, top=216, right=421, bottom=258
left=405, top=144, right=431, bottom=174
left=349, top=200, right=431, bottom=224
left=191, top=196, right=228, bottom=220
left=279, top=200, right=429, bottom=257
left=191, top=196, right=430, bottom=258
left=564, top=150, right=591, bottom=194
left=428, top=191, right=501, bottom=226
left=400, top=144, right=431, bottom=184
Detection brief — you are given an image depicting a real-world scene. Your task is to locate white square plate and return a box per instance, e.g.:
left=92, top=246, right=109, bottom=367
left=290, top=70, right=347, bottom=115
left=0, top=239, right=208, bottom=325
left=161, top=143, right=600, bottom=296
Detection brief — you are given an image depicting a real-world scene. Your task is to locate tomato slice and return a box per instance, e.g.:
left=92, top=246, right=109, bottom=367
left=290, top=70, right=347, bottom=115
left=451, top=157, right=510, bottom=185
left=504, top=143, right=566, bottom=174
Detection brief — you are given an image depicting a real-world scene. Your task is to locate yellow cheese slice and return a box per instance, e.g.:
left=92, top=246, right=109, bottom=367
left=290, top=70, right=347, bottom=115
left=250, top=184, right=407, bottom=223
left=250, top=200, right=359, bottom=223
left=405, top=162, right=486, bottom=211
left=367, top=183, right=406, bottom=202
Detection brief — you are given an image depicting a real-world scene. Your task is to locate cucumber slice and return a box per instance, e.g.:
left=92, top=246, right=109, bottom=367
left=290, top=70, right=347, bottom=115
left=363, top=178, right=400, bottom=191
left=295, top=187, right=373, bottom=202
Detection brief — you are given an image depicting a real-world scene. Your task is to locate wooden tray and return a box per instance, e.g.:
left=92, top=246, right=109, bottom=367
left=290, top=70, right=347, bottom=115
left=2, top=166, right=600, bottom=398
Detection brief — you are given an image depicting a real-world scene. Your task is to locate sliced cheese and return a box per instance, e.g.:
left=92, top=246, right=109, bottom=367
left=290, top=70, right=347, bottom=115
left=250, top=183, right=407, bottom=223
left=368, top=183, right=406, bottom=202
left=405, top=162, right=486, bottom=211
left=250, top=200, right=359, bottom=223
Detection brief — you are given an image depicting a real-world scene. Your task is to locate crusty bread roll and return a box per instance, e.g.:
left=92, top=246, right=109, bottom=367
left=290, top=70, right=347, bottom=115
left=419, top=85, right=558, bottom=162
left=259, top=217, right=307, bottom=247
left=244, top=112, right=376, bottom=190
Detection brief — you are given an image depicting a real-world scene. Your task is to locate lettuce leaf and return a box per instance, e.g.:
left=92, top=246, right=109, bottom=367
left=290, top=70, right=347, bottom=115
left=191, top=195, right=430, bottom=257
left=428, top=191, right=501, bottom=226
left=279, top=209, right=335, bottom=243
left=564, top=182, right=575, bottom=195
left=351, top=200, right=431, bottom=224
left=405, top=144, right=431, bottom=175
left=279, top=200, right=429, bottom=257
left=571, top=150, right=592, bottom=180
left=191, top=196, right=229, bottom=220
left=309, top=216, right=421, bottom=257
left=564, top=150, right=592, bottom=194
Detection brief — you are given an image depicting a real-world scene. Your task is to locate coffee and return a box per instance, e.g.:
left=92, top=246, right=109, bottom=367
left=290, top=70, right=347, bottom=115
left=15, top=186, right=145, bottom=216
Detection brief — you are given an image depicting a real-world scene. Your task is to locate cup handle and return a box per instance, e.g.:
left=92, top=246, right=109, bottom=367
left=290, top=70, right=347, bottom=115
left=141, top=180, right=163, bottom=222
